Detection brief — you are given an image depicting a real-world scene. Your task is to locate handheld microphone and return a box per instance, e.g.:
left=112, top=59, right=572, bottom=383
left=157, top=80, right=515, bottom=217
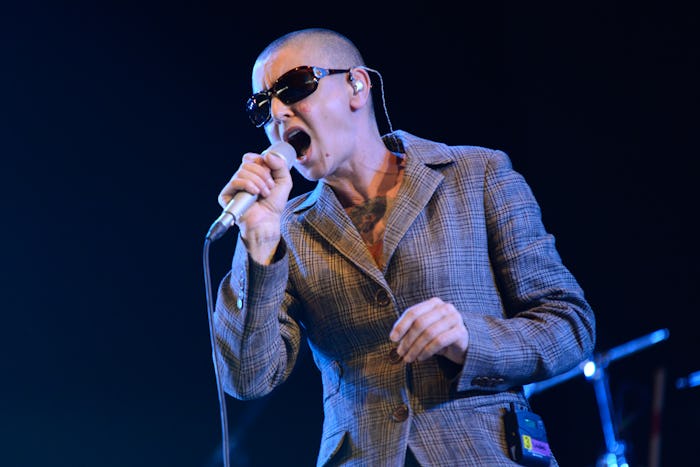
left=206, top=141, right=296, bottom=241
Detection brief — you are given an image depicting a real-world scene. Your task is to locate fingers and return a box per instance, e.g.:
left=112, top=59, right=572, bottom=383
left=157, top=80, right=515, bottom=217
left=390, top=298, right=468, bottom=364
left=263, top=149, right=292, bottom=172
left=389, top=297, right=437, bottom=342
left=218, top=153, right=277, bottom=208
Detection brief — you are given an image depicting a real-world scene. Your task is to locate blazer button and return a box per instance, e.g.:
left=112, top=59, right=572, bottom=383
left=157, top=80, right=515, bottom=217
left=375, top=289, right=391, bottom=307
left=391, top=404, right=409, bottom=422
left=388, top=348, right=403, bottom=364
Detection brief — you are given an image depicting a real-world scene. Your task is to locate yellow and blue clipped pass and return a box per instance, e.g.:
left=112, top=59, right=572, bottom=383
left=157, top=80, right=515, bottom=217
left=504, top=403, right=552, bottom=467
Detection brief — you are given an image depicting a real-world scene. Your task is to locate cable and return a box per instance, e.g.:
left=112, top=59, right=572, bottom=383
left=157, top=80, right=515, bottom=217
left=357, top=66, right=394, bottom=134
left=202, top=237, right=231, bottom=467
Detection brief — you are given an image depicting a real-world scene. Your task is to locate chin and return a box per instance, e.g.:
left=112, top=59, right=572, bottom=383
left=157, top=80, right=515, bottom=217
left=299, top=170, right=323, bottom=183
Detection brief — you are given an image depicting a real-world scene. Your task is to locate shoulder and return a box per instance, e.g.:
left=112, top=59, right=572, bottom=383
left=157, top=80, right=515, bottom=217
left=386, top=130, right=513, bottom=172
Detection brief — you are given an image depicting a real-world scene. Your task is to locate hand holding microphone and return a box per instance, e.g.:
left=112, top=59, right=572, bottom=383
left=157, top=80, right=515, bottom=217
left=207, top=141, right=296, bottom=242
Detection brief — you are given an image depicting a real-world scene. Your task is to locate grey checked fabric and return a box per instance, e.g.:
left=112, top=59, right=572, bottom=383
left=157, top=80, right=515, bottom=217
left=215, top=130, right=595, bottom=466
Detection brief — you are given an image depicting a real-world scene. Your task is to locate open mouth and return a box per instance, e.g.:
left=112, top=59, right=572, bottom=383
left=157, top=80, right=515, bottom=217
left=286, top=130, right=311, bottom=160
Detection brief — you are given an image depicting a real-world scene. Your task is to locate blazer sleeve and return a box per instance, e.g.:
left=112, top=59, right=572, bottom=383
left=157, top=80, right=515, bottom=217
left=457, top=149, right=596, bottom=392
left=213, top=235, right=302, bottom=400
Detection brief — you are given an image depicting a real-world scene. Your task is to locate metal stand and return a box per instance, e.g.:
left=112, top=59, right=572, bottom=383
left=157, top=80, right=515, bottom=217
left=524, top=328, right=670, bottom=467
left=589, top=352, right=629, bottom=467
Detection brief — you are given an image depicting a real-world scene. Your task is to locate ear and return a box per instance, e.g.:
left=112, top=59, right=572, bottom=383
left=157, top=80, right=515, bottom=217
left=348, top=67, right=371, bottom=110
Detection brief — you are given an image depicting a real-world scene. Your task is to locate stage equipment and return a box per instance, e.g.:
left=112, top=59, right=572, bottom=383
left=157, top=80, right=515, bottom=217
left=524, top=328, right=670, bottom=467
left=675, top=369, right=700, bottom=390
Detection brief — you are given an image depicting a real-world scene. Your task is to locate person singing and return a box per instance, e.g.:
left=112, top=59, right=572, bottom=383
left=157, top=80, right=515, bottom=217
left=213, top=27, right=595, bottom=466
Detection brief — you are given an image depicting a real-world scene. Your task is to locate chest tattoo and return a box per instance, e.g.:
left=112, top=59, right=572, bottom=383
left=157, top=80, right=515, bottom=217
left=346, top=196, right=389, bottom=246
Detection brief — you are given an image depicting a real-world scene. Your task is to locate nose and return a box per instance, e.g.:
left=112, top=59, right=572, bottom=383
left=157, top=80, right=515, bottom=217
left=269, top=95, right=293, bottom=125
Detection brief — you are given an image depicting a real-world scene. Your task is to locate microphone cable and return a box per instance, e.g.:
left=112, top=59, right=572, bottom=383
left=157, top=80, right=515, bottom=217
left=200, top=141, right=294, bottom=467
left=202, top=236, right=232, bottom=467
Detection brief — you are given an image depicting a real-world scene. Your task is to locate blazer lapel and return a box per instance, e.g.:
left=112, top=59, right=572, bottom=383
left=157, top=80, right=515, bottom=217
left=295, top=182, right=387, bottom=285
left=292, top=131, right=453, bottom=279
left=381, top=153, right=445, bottom=271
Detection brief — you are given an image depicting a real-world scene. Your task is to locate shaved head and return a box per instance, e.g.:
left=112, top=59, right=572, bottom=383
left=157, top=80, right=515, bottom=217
left=256, top=28, right=366, bottom=70
left=250, top=27, right=380, bottom=133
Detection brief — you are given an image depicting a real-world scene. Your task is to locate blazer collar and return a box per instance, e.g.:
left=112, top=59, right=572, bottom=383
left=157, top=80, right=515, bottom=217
left=291, top=130, right=451, bottom=279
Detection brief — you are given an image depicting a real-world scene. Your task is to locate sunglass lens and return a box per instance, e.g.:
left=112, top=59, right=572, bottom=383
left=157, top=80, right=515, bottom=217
left=246, top=93, right=270, bottom=127
left=276, top=68, right=318, bottom=105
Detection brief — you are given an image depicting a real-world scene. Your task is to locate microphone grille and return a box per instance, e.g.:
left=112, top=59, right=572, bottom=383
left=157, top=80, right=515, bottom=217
left=263, top=141, right=297, bottom=168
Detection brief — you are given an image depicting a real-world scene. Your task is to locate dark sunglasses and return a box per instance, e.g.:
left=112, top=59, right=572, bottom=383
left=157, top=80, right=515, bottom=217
left=245, top=66, right=350, bottom=127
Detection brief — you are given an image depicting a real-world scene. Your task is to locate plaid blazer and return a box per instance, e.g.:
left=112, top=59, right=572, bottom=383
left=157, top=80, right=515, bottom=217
left=215, top=131, right=595, bottom=466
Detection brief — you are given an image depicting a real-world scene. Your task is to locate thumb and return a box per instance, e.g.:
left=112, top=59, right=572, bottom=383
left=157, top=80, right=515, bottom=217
left=264, top=150, right=292, bottom=180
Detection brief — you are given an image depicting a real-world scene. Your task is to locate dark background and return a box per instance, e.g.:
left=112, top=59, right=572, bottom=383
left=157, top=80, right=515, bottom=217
left=3, top=1, right=698, bottom=466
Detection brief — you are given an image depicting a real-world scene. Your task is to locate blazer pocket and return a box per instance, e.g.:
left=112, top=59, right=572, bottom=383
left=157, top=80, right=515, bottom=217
left=320, top=359, right=342, bottom=402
